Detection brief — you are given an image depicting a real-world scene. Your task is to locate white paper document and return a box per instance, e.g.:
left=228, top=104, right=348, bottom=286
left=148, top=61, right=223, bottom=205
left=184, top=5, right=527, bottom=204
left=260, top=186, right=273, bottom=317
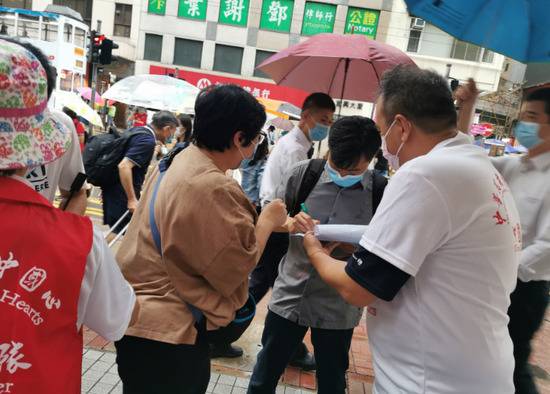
left=313, top=224, right=368, bottom=244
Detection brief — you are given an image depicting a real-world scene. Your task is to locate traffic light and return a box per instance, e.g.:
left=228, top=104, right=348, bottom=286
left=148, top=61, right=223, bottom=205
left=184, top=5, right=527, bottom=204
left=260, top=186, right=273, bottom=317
left=90, top=30, right=105, bottom=64
left=99, top=38, right=119, bottom=65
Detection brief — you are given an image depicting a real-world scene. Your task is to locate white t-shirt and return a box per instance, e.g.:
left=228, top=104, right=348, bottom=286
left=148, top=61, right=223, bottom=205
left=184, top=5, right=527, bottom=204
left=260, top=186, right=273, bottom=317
left=360, top=133, right=520, bottom=394
left=491, top=152, right=550, bottom=282
left=26, top=110, right=85, bottom=202
left=259, top=126, right=311, bottom=206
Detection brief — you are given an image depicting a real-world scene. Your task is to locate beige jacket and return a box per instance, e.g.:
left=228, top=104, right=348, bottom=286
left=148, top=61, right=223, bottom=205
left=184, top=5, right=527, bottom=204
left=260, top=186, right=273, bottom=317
left=116, top=144, right=259, bottom=345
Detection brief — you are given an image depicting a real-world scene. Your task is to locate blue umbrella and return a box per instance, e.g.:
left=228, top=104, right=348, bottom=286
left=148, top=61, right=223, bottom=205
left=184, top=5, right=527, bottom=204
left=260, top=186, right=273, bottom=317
left=404, top=0, right=550, bottom=63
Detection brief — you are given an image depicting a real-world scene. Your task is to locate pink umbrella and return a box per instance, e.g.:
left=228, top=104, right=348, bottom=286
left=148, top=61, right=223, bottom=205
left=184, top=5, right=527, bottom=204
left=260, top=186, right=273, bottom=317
left=257, top=34, right=416, bottom=104
left=78, top=87, right=105, bottom=105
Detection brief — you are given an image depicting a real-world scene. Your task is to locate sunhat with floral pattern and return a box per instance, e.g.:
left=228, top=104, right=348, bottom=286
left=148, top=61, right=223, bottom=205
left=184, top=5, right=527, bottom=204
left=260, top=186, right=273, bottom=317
left=0, top=39, right=70, bottom=170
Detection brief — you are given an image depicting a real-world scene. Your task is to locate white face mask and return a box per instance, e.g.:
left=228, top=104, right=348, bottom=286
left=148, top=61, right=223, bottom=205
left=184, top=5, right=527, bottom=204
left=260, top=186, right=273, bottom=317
left=381, top=119, right=405, bottom=171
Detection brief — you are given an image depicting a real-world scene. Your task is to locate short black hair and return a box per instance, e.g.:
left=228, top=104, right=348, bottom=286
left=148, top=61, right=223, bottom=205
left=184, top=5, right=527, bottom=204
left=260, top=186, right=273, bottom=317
left=379, top=65, right=457, bottom=134
left=2, top=37, right=56, bottom=99
left=151, top=111, right=178, bottom=129
left=62, top=106, right=77, bottom=120
left=177, top=113, right=193, bottom=142
left=302, top=92, right=336, bottom=113
left=329, top=116, right=381, bottom=169
left=193, top=84, right=266, bottom=152
left=526, top=88, right=550, bottom=117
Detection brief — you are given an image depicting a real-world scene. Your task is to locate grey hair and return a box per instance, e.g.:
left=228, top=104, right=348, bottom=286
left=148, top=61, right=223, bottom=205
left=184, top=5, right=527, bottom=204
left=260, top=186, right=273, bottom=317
left=379, top=65, right=457, bottom=134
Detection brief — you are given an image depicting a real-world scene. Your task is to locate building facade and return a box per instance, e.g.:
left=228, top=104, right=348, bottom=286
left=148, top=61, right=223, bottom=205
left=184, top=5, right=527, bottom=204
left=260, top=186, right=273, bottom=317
left=11, top=0, right=507, bottom=109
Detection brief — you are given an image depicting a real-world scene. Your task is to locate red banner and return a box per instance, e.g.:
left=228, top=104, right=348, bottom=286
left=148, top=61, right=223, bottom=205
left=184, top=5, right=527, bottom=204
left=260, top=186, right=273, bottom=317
left=149, top=65, right=309, bottom=107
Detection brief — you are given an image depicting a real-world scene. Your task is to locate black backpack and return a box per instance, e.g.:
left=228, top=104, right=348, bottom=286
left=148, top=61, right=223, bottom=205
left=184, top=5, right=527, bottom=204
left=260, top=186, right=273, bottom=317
left=83, top=126, right=152, bottom=187
left=287, top=159, right=388, bottom=217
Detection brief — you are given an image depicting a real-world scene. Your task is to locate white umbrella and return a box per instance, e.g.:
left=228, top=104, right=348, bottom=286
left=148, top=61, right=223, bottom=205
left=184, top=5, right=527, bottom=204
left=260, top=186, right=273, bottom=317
left=102, top=74, right=199, bottom=113
left=49, top=90, right=103, bottom=127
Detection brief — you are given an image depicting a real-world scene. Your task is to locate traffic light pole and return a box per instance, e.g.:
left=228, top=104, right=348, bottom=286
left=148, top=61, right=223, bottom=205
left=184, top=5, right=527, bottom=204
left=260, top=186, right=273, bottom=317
left=89, top=20, right=102, bottom=135
left=89, top=62, right=98, bottom=135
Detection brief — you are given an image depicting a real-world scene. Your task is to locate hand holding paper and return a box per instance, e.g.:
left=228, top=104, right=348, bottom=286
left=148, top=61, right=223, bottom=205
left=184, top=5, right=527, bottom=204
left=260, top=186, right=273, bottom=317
left=313, top=224, right=368, bottom=244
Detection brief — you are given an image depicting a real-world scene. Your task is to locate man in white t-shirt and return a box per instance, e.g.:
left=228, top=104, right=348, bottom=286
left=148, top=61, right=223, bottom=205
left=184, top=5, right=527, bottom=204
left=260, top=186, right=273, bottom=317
left=13, top=39, right=88, bottom=215
left=303, top=65, right=521, bottom=393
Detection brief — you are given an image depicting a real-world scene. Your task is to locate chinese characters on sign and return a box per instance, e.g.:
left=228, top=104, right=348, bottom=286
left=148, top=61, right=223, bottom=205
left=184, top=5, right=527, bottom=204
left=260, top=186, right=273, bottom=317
left=301, top=2, right=336, bottom=36
left=344, top=7, right=380, bottom=38
left=260, top=0, right=294, bottom=32
left=148, top=0, right=166, bottom=15
left=219, top=0, right=250, bottom=26
left=179, top=0, right=207, bottom=20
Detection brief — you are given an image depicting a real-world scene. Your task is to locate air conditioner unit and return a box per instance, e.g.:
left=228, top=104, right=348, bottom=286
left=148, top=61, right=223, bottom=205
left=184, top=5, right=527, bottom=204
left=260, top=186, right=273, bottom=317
left=412, top=17, right=425, bottom=29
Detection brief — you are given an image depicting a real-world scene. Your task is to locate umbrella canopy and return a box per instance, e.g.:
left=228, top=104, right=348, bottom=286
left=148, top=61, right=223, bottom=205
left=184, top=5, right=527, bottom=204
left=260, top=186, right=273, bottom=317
left=102, top=74, right=199, bottom=113
left=78, top=87, right=105, bottom=105
left=257, top=98, right=301, bottom=119
left=266, top=115, right=295, bottom=131
left=258, top=33, right=416, bottom=103
left=404, top=0, right=550, bottom=63
left=50, top=90, right=103, bottom=127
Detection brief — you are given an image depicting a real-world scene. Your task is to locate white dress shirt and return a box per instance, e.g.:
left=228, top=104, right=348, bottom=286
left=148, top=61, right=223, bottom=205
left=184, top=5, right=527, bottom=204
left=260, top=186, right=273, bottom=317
left=260, top=126, right=311, bottom=206
left=12, top=175, right=136, bottom=340
left=492, top=152, right=550, bottom=282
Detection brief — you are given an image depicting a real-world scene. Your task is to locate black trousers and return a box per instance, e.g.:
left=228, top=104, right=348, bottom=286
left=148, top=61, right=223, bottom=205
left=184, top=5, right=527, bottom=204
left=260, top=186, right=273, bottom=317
left=249, top=232, right=289, bottom=303
left=508, top=279, right=549, bottom=394
left=115, top=335, right=210, bottom=394
left=248, top=310, right=353, bottom=394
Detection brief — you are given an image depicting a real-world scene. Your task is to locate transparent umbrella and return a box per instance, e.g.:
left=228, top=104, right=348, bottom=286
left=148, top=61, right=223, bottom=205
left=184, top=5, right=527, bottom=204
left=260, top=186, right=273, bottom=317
left=102, top=74, right=199, bottom=113
left=50, top=90, right=103, bottom=127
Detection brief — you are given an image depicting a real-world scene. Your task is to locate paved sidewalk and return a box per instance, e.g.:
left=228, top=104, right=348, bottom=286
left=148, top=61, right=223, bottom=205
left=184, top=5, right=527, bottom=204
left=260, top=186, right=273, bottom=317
left=81, top=347, right=316, bottom=394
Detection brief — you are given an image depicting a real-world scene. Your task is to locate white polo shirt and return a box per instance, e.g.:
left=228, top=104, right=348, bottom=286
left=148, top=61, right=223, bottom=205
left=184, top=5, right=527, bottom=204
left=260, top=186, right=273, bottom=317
left=259, top=126, right=311, bottom=206
left=491, top=152, right=550, bottom=282
left=360, top=133, right=520, bottom=394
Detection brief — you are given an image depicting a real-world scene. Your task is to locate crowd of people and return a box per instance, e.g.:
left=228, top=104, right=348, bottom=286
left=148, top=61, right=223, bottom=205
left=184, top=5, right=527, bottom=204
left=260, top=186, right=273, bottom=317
left=1, top=36, right=549, bottom=394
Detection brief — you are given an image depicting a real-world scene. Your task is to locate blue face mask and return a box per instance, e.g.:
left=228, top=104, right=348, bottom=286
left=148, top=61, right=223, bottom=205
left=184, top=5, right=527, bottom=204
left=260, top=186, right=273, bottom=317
left=514, top=121, right=541, bottom=149
left=326, top=163, right=365, bottom=188
left=309, top=123, right=329, bottom=141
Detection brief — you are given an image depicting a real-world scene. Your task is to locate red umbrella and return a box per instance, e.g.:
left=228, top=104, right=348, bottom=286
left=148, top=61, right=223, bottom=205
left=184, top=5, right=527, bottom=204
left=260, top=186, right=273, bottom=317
left=258, top=34, right=416, bottom=104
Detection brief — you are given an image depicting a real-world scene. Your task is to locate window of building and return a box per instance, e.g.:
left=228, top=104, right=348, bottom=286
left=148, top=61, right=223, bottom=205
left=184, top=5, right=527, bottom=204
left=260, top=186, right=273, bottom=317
left=74, top=27, right=86, bottom=47
left=41, top=17, right=58, bottom=42
left=213, top=44, right=243, bottom=75
left=406, top=18, right=424, bottom=53
left=482, top=49, right=494, bottom=63
left=63, top=24, right=72, bottom=43
left=144, top=33, right=163, bottom=62
left=451, top=39, right=494, bottom=63
left=114, top=3, right=132, bottom=38
left=254, top=50, right=275, bottom=78
left=173, top=38, right=203, bottom=68
left=17, top=15, right=39, bottom=39
left=2, top=0, right=32, bottom=9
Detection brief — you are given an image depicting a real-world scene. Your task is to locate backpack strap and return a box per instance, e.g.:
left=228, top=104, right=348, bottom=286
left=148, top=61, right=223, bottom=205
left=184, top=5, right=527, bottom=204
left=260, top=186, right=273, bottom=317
left=147, top=146, right=204, bottom=323
left=371, top=172, right=388, bottom=215
left=288, top=159, right=326, bottom=217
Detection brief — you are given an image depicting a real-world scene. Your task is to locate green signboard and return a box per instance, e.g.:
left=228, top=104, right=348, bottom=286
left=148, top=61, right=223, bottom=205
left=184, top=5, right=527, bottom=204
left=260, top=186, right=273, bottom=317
left=260, top=0, right=294, bottom=32
left=179, top=0, right=208, bottom=20
left=301, top=2, right=336, bottom=36
left=219, top=0, right=250, bottom=26
left=148, top=0, right=166, bottom=15
left=344, top=7, right=380, bottom=38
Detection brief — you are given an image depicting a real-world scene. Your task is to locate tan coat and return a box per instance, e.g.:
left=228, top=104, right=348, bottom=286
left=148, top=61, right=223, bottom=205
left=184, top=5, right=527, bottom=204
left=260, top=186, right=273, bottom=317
left=116, top=144, right=259, bottom=345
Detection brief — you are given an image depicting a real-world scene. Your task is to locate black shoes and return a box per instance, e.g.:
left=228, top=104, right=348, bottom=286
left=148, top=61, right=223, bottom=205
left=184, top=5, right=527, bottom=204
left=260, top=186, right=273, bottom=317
left=210, top=343, right=244, bottom=359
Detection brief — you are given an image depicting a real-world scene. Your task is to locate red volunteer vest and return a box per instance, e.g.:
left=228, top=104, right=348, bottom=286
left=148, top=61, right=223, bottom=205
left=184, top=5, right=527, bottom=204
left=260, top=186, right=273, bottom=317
left=0, top=177, right=92, bottom=394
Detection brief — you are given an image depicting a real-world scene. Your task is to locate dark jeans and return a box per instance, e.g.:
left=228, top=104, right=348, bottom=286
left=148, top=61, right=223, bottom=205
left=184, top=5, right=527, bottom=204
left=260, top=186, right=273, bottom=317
left=249, top=232, right=289, bottom=303
left=102, top=185, right=132, bottom=234
left=115, top=335, right=210, bottom=394
left=508, top=279, right=549, bottom=394
left=248, top=310, right=353, bottom=394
